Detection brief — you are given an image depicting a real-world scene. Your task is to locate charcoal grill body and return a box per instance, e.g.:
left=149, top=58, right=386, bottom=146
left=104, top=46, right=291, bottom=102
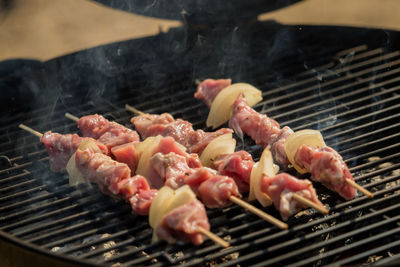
left=1, top=22, right=400, bottom=266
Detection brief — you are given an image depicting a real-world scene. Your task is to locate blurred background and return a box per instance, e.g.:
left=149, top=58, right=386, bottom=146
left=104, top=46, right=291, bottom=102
left=0, top=0, right=399, bottom=62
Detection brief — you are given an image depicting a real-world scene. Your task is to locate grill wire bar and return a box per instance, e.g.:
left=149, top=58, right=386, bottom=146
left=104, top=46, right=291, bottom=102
left=1, top=32, right=400, bottom=266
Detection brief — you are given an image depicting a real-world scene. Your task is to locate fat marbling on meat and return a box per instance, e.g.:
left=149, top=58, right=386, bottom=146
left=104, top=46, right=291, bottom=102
left=151, top=152, right=192, bottom=190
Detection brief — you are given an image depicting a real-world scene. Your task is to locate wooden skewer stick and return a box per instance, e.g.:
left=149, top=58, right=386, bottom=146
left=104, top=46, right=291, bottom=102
left=229, top=196, right=288, bottom=230
left=345, top=179, right=374, bottom=198
left=125, top=104, right=145, bottom=116
left=194, top=79, right=201, bottom=86
left=65, top=112, right=79, bottom=123
left=292, top=193, right=329, bottom=215
left=125, top=104, right=289, bottom=228
left=197, top=226, right=230, bottom=248
left=19, top=124, right=43, bottom=138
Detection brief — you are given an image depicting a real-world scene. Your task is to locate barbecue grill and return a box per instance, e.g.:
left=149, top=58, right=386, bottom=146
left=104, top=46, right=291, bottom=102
left=1, top=4, right=400, bottom=266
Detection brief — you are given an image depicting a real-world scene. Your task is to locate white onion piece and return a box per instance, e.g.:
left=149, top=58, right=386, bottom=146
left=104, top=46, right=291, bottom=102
left=284, top=129, right=326, bottom=174
left=248, top=162, right=259, bottom=202
left=167, top=185, right=197, bottom=214
left=206, top=83, right=262, bottom=129
left=135, top=135, right=163, bottom=179
left=200, top=133, right=236, bottom=167
left=149, top=186, right=174, bottom=229
left=67, top=138, right=101, bottom=186
left=249, top=146, right=275, bottom=207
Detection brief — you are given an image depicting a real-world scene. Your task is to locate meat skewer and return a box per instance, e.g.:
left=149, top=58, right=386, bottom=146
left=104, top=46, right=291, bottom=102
left=194, top=79, right=373, bottom=199
left=125, top=105, right=329, bottom=219
left=19, top=124, right=154, bottom=213
left=65, top=113, right=289, bottom=229
left=18, top=124, right=229, bottom=248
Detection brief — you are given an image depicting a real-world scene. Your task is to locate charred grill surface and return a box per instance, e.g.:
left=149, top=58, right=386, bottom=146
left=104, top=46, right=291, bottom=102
left=1, top=23, right=400, bottom=266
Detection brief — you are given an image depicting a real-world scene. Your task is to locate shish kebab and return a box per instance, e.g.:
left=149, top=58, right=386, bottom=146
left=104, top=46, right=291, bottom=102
left=18, top=124, right=229, bottom=247
left=64, top=113, right=289, bottom=227
left=194, top=79, right=374, bottom=199
left=125, top=105, right=329, bottom=220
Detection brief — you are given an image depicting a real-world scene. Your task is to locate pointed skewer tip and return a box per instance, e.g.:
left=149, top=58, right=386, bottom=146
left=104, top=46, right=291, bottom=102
left=65, top=112, right=79, bottom=122
left=19, top=124, right=43, bottom=138
left=197, top=226, right=230, bottom=248
left=292, top=193, right=329, bottom=215
left=125, top=104, right=145, bottom=115
left=346, top=178, right=374, bottom=198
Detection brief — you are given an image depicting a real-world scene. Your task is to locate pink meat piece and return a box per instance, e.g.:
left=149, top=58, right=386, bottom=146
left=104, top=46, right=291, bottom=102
left=40, top=131, right=108, bottom=172
left=130, top=113, right=174, bottom=139
left=212, top=151, right=254, bottom=193
left=156, top=199, right=210, bottom=245
left=229, top=94, right=280, bottom=147
left=129, top=189, right=158, bottom=216
left=184, top=167, right=217, bottom=195
left=151, top=152, right=192, bottom=190
left=229, top=94, right=291, bottom=166
left=78, top=114, right=139, bottom=150
left=74, top=148, right=131, bottom=195
left=131, top=113, right=233, bottom=155
left=294, top=145, right=357, bottom=200
left=154, top=136, right=189, bottom=158
left=147, top=119, right=194, bottom=148
left=143, top=136, right=201, bottom=189
left=186, top=153, right=202, bottom=169
left=77, top=114, right=109, bottom=138
left=198, top=175, right=241, bottom=208
left=111, top=141, right=139, bottom=173
left=153, top=136, right=202, bottom=169
left=261, top=173, right=323, bottom=221
left=194, top=78, right=232, bottom=107
left=117, top=175, right=150, bottom=200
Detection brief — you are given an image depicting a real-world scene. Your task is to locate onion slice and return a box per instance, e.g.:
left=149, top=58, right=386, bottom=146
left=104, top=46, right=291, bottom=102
left=67, top=138, right=102, bottom=186
left=149, top=186, right=174, bottom=229
left=135, top=135, right=163, bottom=179
left=284, top=129, right=326, bottom=174
left=206, top=83, right=262, bottom=129
left=249, top=146, right=275, bottom=207
left=200, top=133, right=236, bottom=167
left=167, top=185, right=197, bottom=213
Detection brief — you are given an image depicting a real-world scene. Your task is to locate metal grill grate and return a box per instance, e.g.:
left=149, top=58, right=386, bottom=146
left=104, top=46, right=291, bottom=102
left=1, top=24, right=400, bottom=266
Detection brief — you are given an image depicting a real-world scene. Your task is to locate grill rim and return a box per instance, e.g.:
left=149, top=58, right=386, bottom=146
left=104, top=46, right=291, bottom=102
left=1, top=23, right=400, bottom=266
left=0, top=229, right=100, bottom=267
